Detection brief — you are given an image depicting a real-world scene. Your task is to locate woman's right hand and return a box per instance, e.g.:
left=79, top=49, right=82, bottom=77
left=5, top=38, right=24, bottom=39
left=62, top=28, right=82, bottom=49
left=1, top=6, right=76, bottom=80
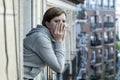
left=51, top=22, right=66, bottom=42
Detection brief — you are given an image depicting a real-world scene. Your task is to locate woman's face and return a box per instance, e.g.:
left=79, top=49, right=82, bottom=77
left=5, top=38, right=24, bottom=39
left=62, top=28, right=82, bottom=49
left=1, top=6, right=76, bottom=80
left=46, top=13, right=66, bottom=32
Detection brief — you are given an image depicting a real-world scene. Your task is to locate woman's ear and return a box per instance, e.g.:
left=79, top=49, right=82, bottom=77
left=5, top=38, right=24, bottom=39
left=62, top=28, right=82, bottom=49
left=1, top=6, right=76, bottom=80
left=45, top=21, right=49, bottom=28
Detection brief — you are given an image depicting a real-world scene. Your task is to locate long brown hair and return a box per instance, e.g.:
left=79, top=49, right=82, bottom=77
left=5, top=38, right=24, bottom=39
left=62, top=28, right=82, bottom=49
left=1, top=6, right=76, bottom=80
left=42, top=7, right=66, bottom=27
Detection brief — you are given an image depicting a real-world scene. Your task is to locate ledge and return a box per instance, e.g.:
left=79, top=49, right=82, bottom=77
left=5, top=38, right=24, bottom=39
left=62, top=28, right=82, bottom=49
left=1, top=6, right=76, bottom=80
left=67, top=0, right=84, bottom=4
left=75, top=19, right=88, bottom=23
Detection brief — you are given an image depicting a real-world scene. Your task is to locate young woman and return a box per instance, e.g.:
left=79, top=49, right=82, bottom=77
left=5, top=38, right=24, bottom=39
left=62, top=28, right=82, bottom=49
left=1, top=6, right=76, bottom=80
left=24, top=7, right=66, bottom=80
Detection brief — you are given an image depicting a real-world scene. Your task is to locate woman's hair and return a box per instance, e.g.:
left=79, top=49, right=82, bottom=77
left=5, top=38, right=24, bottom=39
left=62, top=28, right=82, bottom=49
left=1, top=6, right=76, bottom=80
left=42, top=7, right=66, bottom=26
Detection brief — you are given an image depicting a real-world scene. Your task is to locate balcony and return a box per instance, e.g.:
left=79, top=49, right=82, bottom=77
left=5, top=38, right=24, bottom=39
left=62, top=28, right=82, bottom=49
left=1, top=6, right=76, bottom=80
left=108, top=54, right=114, bottom=60
left=91, top=23, right=102, bottom=32
left=104, top=22, right=115, bottom=31
left=96, top=57, right=102, bottom=64
left=91, top=40, right=102, bottom=47
left=104, top=38, right=114, bottom=45
left=104, top=22, right=114, bottom=28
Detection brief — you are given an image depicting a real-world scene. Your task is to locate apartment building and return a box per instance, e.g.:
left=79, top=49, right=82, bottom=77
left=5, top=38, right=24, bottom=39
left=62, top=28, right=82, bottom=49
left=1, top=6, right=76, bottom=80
left=75, top=0, right=116, bottom=80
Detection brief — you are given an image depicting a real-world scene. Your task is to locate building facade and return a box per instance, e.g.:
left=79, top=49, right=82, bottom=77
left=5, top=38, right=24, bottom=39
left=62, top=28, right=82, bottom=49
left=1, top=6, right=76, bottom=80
left=75, top=0, right=116, bottom=80
left=0, top=0, right=23, bottom=80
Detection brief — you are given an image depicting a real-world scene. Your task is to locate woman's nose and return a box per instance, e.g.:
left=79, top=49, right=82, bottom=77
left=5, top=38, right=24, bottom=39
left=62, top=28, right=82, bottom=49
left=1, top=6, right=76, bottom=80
left=59, top=21, right=62, bottom=24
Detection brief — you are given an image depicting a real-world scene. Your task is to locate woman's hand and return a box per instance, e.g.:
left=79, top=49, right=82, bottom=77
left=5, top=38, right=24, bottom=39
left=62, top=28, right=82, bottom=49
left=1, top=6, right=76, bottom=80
left=51, top=22, right=66, bottom=42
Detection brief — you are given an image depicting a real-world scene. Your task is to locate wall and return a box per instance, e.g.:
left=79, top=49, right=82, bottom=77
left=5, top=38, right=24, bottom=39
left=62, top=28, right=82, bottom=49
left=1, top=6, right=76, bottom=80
left=0, top=0, right=23, bottom=80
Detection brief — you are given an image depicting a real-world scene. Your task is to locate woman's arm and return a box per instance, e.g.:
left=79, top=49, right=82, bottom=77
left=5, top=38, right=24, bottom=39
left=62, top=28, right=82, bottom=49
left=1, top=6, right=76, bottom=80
left=33, top=34, right=65, bottom=73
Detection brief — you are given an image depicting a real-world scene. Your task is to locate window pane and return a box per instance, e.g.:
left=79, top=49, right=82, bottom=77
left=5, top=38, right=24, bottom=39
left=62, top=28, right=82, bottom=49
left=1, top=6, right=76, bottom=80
left=89, top=0, right=96, bottom=9
left=98, top=0, right=102, bottom=8
left=109, top=0, right=114, bottom=9
left=103, top=0, right=109, bottom=9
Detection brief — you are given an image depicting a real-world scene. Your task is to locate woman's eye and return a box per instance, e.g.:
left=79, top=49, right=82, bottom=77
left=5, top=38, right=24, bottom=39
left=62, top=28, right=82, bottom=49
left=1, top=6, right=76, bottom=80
left=63, top=20, right=66, bottom=23
left=54, top=20, right=66, bottom=23
left=55, top=20, right=60, bottom=23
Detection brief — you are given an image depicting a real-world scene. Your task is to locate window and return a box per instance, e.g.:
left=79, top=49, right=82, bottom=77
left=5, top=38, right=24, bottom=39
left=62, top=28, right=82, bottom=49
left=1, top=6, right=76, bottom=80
left=103, top=0, right=109, bottom=9
left=97, top=0, right=102, bottom=9
left=89, top=0, right=96, bottom=9
left=23, top=0, right=37, bottom=37
left=109, top=0, right=115, bottom=9
left=84, top=0, right=89, bottom=8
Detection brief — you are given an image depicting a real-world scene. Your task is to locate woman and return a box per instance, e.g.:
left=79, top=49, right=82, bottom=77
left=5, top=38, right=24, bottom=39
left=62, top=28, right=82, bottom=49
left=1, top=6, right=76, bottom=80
left=24, top=7, right=66, bottom=80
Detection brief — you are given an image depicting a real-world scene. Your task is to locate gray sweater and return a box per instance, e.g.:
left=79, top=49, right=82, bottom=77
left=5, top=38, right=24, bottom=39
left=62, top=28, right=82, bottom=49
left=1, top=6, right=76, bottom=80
left=24, top=25, right=65, bottom=79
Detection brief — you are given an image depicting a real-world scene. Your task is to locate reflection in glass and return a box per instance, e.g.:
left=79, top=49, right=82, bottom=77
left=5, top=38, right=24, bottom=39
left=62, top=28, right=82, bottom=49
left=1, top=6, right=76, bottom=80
left=89, top=0, right=96, bottom=9
left=109, top=0, right=114, bottom=9
left=103, top=0, right=109, bottom=9
left=97, top=0, right=102, bottom=8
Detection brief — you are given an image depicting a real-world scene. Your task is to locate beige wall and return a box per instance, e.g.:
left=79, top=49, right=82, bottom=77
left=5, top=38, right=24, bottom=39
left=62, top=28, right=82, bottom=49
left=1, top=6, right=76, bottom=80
left=0, top=0, right=23, bottom=80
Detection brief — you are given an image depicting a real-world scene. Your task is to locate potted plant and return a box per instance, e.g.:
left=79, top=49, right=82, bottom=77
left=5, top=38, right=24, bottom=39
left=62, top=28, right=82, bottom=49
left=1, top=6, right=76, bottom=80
left=77, top=8, right=86, bottom=19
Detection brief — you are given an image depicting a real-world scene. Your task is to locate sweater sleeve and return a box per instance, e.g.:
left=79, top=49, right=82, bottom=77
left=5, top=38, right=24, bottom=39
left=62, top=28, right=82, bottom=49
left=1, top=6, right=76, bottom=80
left=33, top=34, right=65, bottom=73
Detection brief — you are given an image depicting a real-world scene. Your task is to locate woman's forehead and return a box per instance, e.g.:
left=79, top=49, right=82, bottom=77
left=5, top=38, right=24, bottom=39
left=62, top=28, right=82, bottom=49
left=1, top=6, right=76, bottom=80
left=52, top=14, right=66, bottom=19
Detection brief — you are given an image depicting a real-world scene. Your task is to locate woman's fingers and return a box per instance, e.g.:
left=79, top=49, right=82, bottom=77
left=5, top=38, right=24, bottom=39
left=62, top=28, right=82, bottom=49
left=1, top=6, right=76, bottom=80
left=54, top=23, right=59, bottom=34
left=52, top=22, right=66, bottom=42
left=59, top=23, right=63, bottom=32
left=62, top=25, right=66, bottom=40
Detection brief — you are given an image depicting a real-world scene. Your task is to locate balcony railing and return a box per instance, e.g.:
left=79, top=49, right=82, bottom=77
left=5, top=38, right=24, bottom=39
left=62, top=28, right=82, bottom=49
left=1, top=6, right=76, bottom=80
left=108, top=54, right=114, bottom=60
left=96, top=57, right=102, bottom=64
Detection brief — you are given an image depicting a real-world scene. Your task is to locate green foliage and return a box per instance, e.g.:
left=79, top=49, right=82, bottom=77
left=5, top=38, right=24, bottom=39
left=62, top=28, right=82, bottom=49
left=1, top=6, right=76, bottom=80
left=116, top=41, right=120, bottom=51
left=77, top=8, right=86, bottom=19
